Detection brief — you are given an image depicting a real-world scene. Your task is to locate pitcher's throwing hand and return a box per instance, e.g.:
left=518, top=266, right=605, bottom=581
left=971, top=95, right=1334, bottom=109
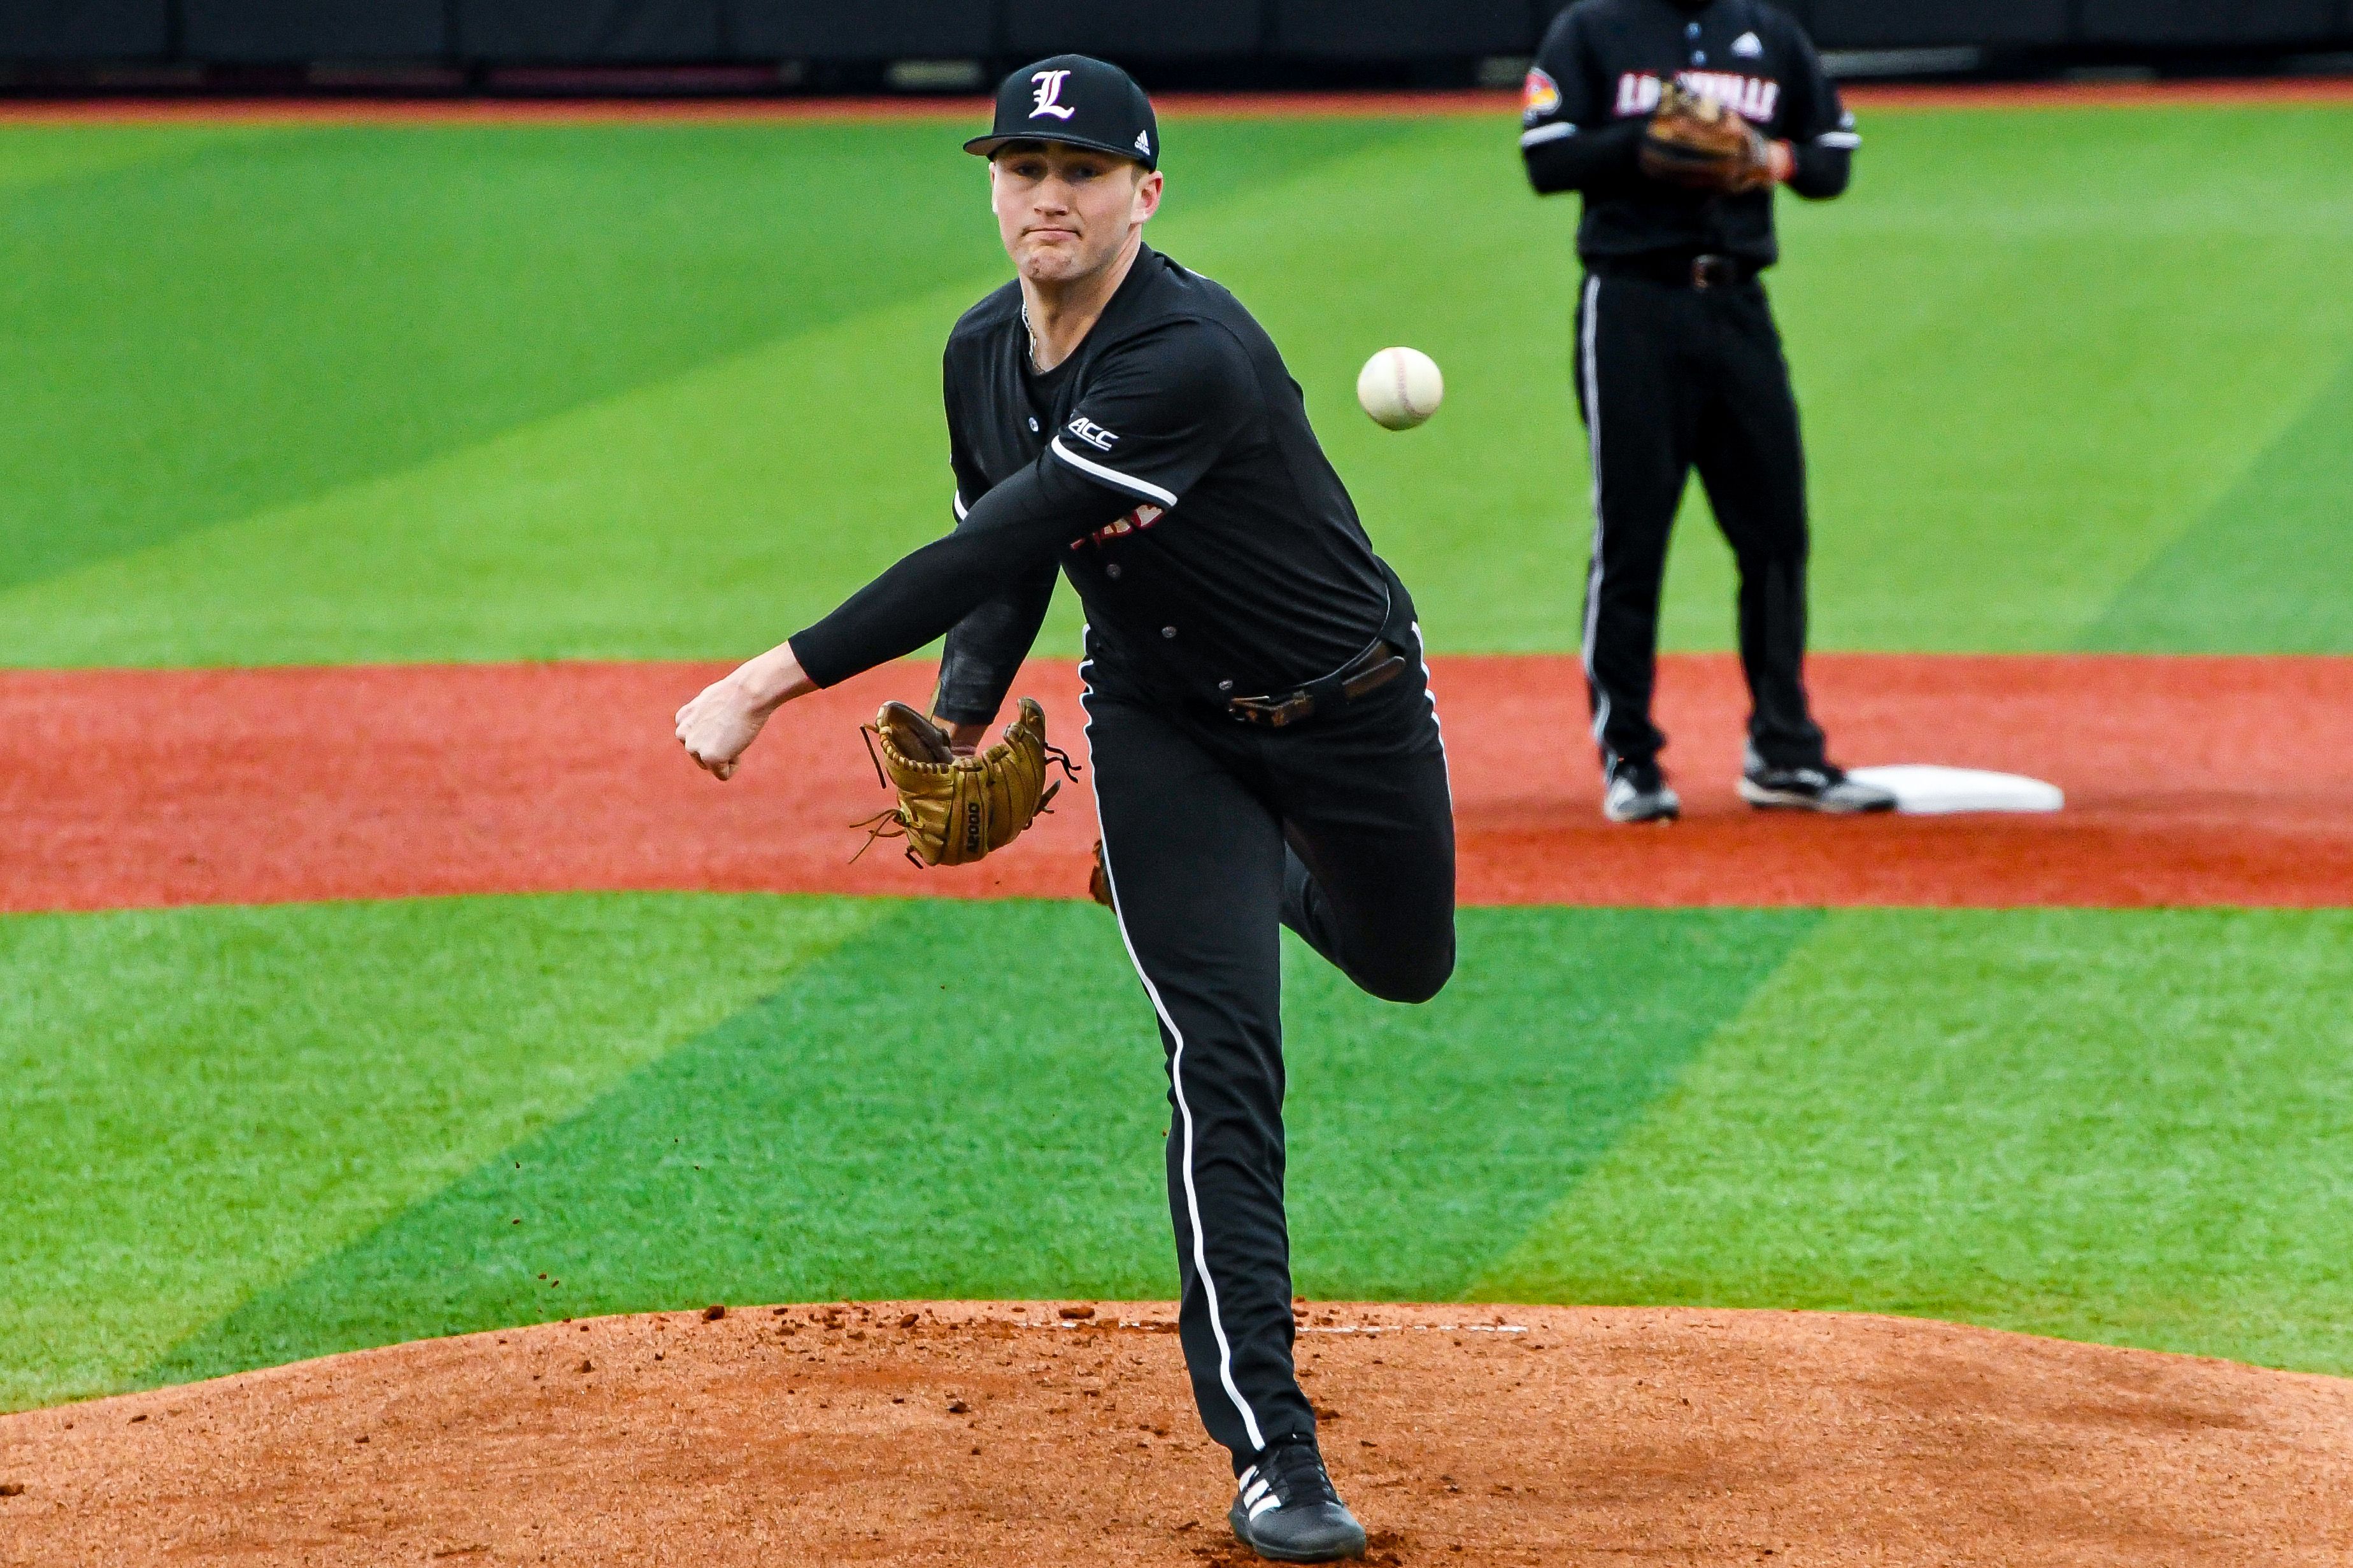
left=674, top=644, right=813, bottom=780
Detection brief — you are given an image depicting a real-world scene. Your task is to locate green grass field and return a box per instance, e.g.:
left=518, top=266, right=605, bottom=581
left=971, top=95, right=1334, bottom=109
left=4, top=107, right=2352, bottom=663
left=4, top=104, right=2350, bottom=1415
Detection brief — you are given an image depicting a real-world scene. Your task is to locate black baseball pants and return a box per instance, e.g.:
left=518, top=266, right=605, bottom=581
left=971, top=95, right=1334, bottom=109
left=1080, top=630, right=1455, bottom=1471
left=1572, top=268, right=1828, bottom=775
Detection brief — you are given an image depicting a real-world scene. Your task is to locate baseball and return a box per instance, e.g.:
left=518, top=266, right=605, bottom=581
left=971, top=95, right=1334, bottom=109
left=1356, top=346, right=1444, bottom=431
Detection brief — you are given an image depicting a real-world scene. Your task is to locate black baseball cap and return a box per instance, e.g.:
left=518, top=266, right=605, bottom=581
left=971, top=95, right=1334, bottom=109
left=965, top=55, right=1160, bottom=173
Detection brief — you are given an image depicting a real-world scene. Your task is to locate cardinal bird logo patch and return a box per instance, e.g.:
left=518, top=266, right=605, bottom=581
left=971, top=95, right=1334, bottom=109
left=1523, top=67, right=1562, bottom=124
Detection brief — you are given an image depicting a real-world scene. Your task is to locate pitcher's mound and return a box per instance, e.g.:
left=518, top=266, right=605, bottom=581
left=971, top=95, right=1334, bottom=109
left=3, top=1303, right=2348, bottom=1565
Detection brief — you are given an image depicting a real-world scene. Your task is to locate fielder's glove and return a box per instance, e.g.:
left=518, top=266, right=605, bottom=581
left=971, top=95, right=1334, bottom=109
left=1639, top=83, right=1774, bottom=194
left=857, top=697, right=1076, bottom=867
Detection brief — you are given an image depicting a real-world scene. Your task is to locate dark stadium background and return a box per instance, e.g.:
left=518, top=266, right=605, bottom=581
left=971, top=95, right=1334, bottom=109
left=3, top=1, right=2350, bottom=95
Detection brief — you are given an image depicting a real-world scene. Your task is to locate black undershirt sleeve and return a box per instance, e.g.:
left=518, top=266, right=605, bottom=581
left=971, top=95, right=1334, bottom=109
left=1779, top=12, right=1856, bottom=202
left=788, top=458, right=1120, bottom=692
left=932, top=558, right=1057, bottom=726
left=1525, top=119, right=1646, bottom=197
left=1786, top=140, right=1851, bottom=201
left=932, top=361, right=1056, bottom=727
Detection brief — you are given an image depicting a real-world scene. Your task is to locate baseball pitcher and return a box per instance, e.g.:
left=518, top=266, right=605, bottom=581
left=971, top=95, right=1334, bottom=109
left=674, top=55, right=1455, bottom=1564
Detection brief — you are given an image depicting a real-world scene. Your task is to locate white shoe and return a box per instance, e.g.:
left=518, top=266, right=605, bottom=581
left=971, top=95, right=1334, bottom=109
left=1603, top=761, right=1681, bottom=824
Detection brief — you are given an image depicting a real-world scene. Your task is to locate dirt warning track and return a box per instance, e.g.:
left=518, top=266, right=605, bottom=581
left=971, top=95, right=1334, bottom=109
left=6, top=653, right=2352, bottom=913
left=2, top=1302, right=2347, bottom=1567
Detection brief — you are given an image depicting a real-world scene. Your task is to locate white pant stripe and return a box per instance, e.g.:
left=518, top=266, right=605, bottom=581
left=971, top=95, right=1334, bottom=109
left=1409, top=619, right=1454, bottom=812
left=1078, top=657, right=1267, bottom=1455
left=1579, top=273, right=1614, bottom=759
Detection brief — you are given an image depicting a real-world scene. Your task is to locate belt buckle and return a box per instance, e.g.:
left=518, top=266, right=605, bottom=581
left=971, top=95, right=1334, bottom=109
left=1260, top=693, right=1314, bottom=728
left=1230, top=691, right=1315, bottom=728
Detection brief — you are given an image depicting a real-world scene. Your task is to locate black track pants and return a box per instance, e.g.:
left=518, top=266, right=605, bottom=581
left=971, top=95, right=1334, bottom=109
left=1572, top=270, right=1828, bottom=774
left=1081, top=638, right=1455, bottom=1470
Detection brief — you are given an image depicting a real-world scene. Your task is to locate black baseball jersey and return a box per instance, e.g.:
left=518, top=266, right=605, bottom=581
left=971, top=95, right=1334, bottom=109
left=790, top=244, right=1402, bottom=723
left=1521, top=0, right=1856, bottom=266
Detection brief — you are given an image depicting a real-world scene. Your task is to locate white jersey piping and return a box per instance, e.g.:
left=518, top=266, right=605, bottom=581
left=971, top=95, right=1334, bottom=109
left=1050, top=436, right=1179, bottom=507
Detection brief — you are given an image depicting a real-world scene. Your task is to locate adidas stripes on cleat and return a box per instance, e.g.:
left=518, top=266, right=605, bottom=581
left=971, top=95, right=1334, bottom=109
left=1229, top=1438, right=1367, bottom=1563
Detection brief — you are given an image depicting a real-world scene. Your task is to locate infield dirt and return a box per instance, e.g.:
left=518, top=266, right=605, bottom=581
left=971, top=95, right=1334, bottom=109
left=10, top=653, right=2353, bottom=912
left=3, top=1302, right=2347, bottom=1566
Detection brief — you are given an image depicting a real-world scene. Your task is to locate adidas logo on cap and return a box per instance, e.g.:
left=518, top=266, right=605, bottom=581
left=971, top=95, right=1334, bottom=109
left=1135, top=129, right=1151, bottom=155
left=1732, top=31, right=1763, bottom=57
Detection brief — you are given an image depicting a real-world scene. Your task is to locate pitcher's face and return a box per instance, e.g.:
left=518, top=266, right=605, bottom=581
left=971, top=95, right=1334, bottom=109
left=990, top=142, right=1162, bottom=285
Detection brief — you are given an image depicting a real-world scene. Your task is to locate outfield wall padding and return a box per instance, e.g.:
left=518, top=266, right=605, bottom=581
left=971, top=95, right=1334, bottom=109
left=2079, top=0, right=2342, bottom=46
left=1808, top=0, right=2070, bottom=50
left=6, top=0, right=2353, bottom=76
left=182, top=0, right=447, bottom=63
left=454, top=0, right=723, bottom=64
left=728, top=0, right=990, bottom=62
left=1272, top=0, right=1537, bottom=58
left=1002, top=0, right=1265, bottom=59
left=0, top=0, right=169, bottom=60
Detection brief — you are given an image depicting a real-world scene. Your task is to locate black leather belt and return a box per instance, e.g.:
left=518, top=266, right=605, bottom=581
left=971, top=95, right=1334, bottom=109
left=1596, top=251, right=1758, bottom=291
left=1226, top=639, right=1410, bottom=729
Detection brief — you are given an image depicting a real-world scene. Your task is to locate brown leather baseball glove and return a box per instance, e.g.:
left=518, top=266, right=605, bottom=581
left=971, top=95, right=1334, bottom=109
left=857, top=697, right=1075, bottom=867
left=1639, top=82, right=1774, bottom=194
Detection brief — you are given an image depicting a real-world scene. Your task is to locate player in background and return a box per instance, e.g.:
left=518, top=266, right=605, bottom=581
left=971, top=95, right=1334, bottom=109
left=1522, top=0, right=1895, bottom=822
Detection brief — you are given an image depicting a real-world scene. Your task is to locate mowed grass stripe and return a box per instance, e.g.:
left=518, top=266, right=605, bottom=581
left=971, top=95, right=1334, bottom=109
left=0, top=124, right=261, bottom=198
left=0, top=118, right=1412, bottom=668
left=0, top=118, right=1397, bottom=600
left=0, top=116, right=1470, bottom=671
left=6, top=108, right=2353, bottom=665
left=0, top=283, right=1009, bottom=667
left=1481, top=908, right=2353, bottom=1377
left=15, top=898, right=2350, bottom=1408
left=2081, top=345, right=2353, bottom=653
left=0, top=894, right=882, bottom=1413
left=135, top=904, right=1808, bottom=1396
left=0, top=123, right=984, bottom=592
left=1759, top=105, right=2353, bottom=654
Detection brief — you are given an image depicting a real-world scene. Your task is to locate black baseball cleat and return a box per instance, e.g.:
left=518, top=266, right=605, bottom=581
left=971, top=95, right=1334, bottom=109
left=1229, top=1438, right=1367, bottom=1563
left=1603, top=758, right=1681, bottom=824
left=1738, top=760, right=1897, bottom=814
